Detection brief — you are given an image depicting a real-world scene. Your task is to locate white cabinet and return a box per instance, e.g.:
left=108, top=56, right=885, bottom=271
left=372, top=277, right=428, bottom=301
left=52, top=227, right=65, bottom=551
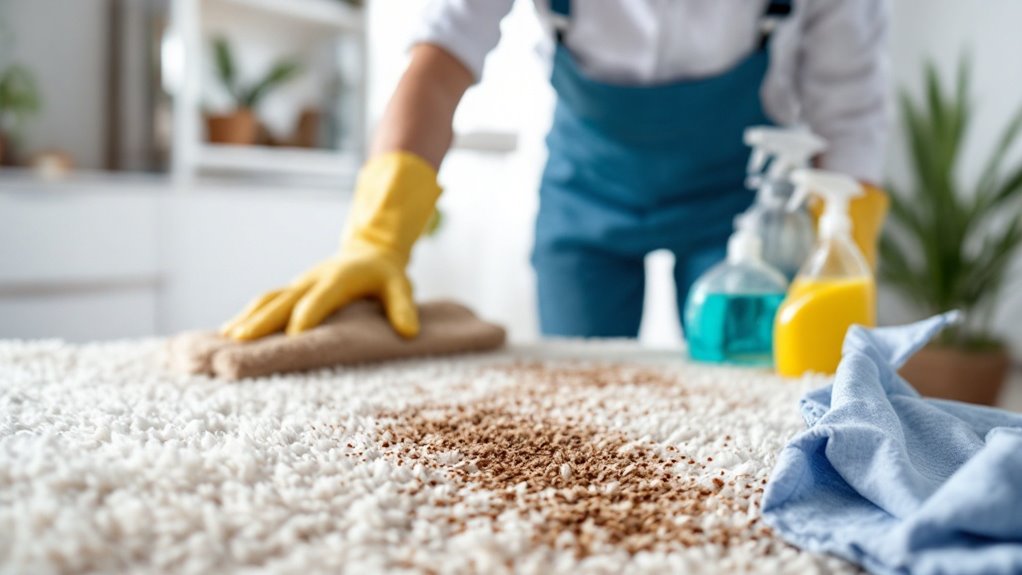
left=0, top=175, right=351, bottom=341
left=0, top=290, right=158, bottom=341
left=0, top=182, right=160, bottom=284
left=0, top=177, right=163, bottom=341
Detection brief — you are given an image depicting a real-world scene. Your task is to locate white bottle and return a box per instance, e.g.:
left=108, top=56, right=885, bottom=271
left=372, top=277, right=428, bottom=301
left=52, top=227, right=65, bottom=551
left=742, top=126, right=827, bottom=280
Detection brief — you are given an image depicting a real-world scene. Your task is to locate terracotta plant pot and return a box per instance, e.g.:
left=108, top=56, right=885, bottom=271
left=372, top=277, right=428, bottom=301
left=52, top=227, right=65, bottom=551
left=205, top=108, right=258, bottom=145
left=256, top=120, right=277, bottom=147
left=899, top=345, right=1011, bottom=405
left=292, top=107, right=321, bottom=148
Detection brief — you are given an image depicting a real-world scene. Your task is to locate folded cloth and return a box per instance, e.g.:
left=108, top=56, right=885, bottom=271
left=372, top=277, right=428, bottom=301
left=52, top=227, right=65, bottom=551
left=762, top=312, right=1022, bottom=575
left=168, top=300, right=506, bottom=380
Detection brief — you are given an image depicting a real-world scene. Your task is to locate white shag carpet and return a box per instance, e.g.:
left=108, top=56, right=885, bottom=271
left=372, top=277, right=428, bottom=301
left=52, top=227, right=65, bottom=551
left=0, top=339, right=854, bottom=574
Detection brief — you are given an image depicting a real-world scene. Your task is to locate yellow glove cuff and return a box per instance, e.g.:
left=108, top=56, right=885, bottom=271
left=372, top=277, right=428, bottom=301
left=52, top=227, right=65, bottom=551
left=342, top=151, right=443, bottom=267
left=850, top=183, right=888, bottom=270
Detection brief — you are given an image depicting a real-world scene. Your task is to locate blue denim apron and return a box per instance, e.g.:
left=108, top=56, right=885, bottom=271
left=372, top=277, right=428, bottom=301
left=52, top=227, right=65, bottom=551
left=533, top=0, right=790, bottom=337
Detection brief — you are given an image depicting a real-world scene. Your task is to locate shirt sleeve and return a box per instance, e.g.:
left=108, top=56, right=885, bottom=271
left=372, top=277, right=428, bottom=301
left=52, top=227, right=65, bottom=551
left=409, top=0, right=517, bottom=83
left=797, top=0, right=890, bottom=183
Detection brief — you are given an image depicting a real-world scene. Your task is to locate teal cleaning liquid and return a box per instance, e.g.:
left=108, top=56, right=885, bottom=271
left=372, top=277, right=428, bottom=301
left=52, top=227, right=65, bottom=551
left=686, top=293, right=785, bottom=365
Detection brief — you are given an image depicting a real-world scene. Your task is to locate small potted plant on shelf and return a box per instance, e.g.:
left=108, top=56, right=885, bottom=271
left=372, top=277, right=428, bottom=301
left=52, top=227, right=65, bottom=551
left=206, top=36, right=302, bottom=146
left=881, top=59, right=1022, bottom=405
left=0, top=63, right=41, bottom=165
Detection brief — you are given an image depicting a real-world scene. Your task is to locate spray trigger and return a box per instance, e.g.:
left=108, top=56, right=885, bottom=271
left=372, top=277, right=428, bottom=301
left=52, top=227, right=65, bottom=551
left=789, top=169, right=863, bottom=237
left=786, top=185, right=808, bottom=213
left=747, top=148, right=768, bottom=178
left=744, top=126, right=826, bottom=183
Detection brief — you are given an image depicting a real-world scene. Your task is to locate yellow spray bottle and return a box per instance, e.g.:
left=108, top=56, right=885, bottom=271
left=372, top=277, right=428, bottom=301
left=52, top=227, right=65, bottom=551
left=774, top=169, right=875, bottom=377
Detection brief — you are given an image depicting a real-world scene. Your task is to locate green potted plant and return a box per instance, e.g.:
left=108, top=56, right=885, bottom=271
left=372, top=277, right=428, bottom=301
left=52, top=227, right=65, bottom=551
left=0, top=63, right=41, bottom=165
left=881, top=59, right=1022, bottom=405
left=206, top=37, right=302, bottom=146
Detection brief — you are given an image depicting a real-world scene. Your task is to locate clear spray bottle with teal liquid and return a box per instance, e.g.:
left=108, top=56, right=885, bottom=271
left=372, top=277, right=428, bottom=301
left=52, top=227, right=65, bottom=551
left=683, top=214, right=788, bottom=365
left=741, top=126, right=826, bottom=280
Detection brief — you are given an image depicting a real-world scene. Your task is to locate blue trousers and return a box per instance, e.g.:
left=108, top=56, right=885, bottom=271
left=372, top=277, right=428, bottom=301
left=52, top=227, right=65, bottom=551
left=535, top=242, right=726, bottom=338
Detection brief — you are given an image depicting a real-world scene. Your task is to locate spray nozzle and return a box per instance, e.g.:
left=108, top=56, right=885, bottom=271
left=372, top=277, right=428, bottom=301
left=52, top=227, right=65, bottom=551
left=744, top=126, right=826, bottom=189
left=788, top=169, right=863, bottom=237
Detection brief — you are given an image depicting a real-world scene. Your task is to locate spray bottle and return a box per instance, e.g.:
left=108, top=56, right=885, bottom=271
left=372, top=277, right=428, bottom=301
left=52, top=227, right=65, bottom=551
left=684, top=214, right=788, bottom=365
left=773, top=169, right=875, bottom=377
left=743, top=126, right=826, bottom=280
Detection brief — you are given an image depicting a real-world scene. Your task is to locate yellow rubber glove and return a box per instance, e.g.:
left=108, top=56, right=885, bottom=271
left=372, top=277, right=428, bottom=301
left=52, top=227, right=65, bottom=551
left=222, top=151, right=442, bottom=341
left=809, top=182, right=888, bottom=269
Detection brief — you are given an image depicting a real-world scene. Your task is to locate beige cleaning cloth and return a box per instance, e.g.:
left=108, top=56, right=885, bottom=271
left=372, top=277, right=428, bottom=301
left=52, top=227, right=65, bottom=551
left=168, top=300, right=506, bottom=380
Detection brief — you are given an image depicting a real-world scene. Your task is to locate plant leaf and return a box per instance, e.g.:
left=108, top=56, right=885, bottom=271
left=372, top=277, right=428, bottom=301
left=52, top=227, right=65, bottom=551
left=885, top=181, right=951, bottom=306
left=0, top=64, right=42, bottom=142
left=886, top=183, right=928, bottom=239
left=213, top=37, right=237, bottom=101
left=975, top=107, right=1022, bottom=207
left=901, top=88, right=954, bottom=307
left=0, top=64, right=42, bottom=113
left=955, top=217, right=1022, bottom=325
left=901, top=89, right=938, bottom=193
left=242, top=61, right=302, bottom=109
left=988, top=161, right=1022, bottom=208
left=925, top=61, right=946, bottom=152
left=879, top=233, right=934, bottom=312
left=945, top=59, right=969, bottom=177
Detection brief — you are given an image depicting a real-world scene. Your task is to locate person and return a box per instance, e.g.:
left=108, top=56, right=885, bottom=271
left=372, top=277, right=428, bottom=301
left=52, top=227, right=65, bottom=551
left=221, top=0, right=889, bottom=341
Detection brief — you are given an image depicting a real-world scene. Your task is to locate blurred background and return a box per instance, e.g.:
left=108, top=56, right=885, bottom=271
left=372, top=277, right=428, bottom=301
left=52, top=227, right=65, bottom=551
left=2, top=0, right=1022, bottom=358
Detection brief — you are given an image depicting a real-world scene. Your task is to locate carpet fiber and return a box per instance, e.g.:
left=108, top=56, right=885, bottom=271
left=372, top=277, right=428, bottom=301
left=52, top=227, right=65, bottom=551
left=0, top=339, right=852, bottom=574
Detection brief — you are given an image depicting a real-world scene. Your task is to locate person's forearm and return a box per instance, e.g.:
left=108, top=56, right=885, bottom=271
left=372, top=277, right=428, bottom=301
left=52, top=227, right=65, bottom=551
left=370, top=44, right=474, bottom=170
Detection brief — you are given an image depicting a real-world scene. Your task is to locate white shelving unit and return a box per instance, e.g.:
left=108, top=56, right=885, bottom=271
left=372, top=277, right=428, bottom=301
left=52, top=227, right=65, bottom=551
left=210, top=0, right=363, bottom=31
left=167, top=0, right=367, bottom=187
left=197, top=143, right=361, bottom=178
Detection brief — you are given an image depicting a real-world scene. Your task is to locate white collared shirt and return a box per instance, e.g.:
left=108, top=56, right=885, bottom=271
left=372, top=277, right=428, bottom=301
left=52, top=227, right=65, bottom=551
left=412, top=0, right=889, bottom=183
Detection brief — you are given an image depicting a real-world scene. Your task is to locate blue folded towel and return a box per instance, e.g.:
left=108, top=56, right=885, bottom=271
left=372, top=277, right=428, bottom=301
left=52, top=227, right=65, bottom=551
left=762, top=313, right=1022, bottom=575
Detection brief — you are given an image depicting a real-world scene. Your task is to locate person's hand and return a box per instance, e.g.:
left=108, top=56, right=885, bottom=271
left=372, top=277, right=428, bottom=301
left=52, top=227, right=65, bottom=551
left=220, top=248, right=418, bottom=340
left=221, top=152, right=442, bottom=340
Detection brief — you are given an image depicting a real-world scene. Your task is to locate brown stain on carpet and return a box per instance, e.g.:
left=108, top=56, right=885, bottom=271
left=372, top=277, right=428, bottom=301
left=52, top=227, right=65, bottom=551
left=378, top=363, right=773, bottom=557
left=495, top=361, right=688, bottom=390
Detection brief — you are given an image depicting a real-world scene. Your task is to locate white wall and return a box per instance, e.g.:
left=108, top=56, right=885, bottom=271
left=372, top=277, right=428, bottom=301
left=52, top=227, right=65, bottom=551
left=888, top=0, right=1022, bottom=189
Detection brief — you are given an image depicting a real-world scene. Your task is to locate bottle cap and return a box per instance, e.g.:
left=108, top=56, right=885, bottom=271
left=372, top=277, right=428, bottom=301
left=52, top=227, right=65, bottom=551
left=727, top=213, right=763, bottom=264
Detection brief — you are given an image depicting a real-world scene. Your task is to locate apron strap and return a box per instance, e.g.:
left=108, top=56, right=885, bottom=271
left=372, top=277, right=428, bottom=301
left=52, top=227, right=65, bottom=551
left=758, top=0, right=793, bottom=50
left=549, top=0, right=571, bottom=44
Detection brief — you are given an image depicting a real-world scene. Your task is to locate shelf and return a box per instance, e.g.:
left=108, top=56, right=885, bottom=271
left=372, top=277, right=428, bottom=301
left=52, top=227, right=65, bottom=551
left=197, top=144, right=361, bottom=180
left=453, top=130, right=519, bottom=154
left=196, top=132, right=517, bottom=181
left=208, top=0, right=363, bottom=33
